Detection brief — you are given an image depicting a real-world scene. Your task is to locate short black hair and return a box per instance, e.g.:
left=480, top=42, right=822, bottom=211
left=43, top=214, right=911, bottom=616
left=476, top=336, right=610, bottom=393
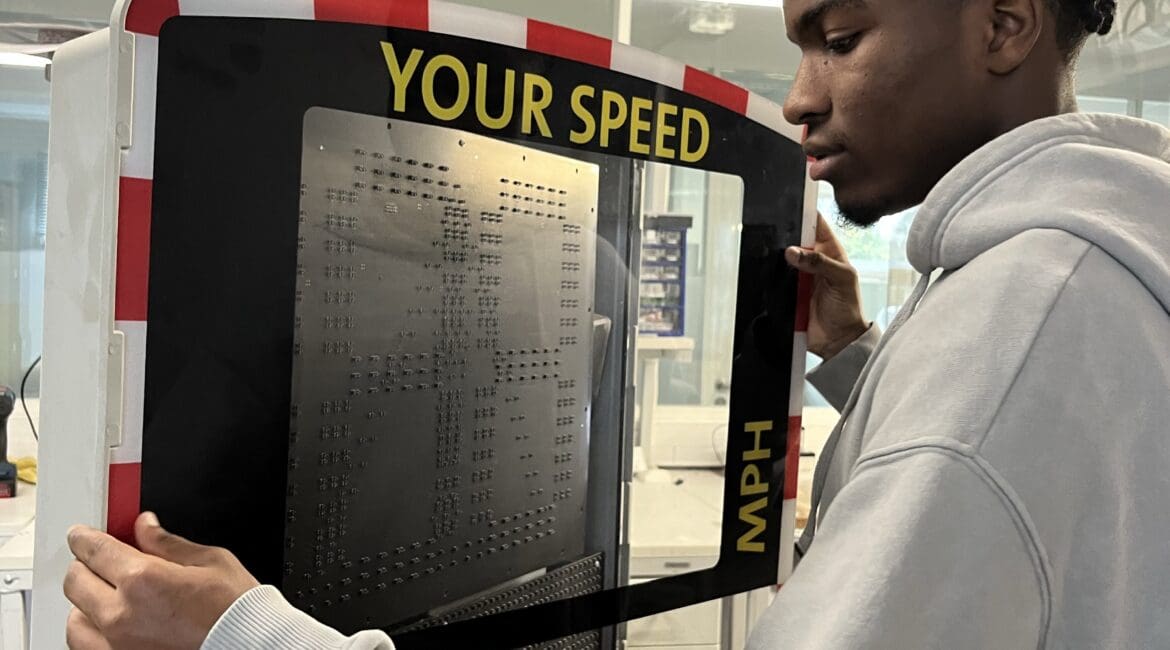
left=1053, top=0, right=1117, bottom=54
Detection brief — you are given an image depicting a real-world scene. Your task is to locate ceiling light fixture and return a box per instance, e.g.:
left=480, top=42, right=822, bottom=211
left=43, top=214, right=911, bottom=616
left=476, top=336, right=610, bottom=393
left=689, top=3, right=737, bottom=35
left=0, top=52, right=50, bottom=68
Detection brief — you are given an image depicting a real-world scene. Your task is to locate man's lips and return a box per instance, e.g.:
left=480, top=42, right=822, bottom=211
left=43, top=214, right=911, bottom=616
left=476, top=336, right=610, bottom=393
left=807, top=152, right=844, bottom=182
left=803, top=138, right=846, bottom=182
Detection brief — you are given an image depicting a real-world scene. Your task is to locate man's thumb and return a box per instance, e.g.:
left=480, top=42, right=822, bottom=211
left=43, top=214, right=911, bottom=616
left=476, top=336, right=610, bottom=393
left=784, top=247, right=851, bottom=281
left=134, top=511, right=208, bottom=565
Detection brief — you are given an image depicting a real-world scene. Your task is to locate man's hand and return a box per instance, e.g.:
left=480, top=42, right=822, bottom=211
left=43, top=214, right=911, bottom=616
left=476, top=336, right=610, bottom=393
left=785, top=213, right=869, bottom=361
left=63, top=512, right=259, bottom=650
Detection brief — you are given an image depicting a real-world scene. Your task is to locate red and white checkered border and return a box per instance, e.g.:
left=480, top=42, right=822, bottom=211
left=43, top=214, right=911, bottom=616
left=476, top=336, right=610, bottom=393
left=107, top=0, right=817, bottom=578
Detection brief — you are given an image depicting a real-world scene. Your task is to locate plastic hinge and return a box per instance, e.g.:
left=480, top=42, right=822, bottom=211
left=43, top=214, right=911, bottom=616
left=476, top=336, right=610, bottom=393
left=113, top=31, right=134, bottom=149
left=105, top=330, right=125, bottom=448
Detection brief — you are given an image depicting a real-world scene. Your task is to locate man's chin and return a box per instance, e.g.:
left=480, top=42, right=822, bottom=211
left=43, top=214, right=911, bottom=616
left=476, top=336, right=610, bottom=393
left=831, top=176, right=931, bottom=228
left=834, top=202, right=887, bottom=228
left=832, top=187, right=910, bottom=228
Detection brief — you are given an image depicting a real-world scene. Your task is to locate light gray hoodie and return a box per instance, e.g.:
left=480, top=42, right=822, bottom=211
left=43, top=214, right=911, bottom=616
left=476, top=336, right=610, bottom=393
left=752, top=112, right=1170, bottom=649
left=202, top=113, right=1170, bottom=649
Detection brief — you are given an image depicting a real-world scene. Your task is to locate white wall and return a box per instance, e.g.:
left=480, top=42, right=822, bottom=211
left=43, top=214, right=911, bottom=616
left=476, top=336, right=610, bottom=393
left=0, top=65, right=48, bottom=390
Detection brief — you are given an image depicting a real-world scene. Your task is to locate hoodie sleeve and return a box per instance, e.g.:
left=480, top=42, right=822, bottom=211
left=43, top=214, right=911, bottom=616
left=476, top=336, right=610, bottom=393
left=806, top=324, right=881, bottom=412
left=202, top=586, right=395, bottom=650
left=749, top=443, right=1047, bottom=650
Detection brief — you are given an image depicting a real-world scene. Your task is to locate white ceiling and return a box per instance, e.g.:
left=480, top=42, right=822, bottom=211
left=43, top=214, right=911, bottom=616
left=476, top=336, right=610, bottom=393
left=2, top=0, right=795, bottom=71
left=633, top=2, right=798, bottom=73
left=0, top=0, right=114, bottom=25
left=0, top=0, right=1164, bottom=103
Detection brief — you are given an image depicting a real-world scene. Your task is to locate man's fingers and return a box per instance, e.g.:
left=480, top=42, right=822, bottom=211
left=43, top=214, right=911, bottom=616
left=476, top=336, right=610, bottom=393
left=66, top=526, right=141, bottom=585
left=66, top=607, right=113, bottom=650
left=785, top=247, right=855, bottom=282
left=135, top=512, right=216, bottom=566
left=812, top=212, right=849, bottom=260
left=63, top=561, right=116, bottom=621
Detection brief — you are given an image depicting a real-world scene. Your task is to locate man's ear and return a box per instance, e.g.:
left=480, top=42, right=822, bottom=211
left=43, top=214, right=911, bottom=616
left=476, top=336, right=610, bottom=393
left=982, top=0, right=1046, bottom=74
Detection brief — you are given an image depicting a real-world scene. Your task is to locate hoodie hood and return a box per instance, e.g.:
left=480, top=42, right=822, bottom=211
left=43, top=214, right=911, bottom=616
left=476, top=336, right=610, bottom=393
left=908, top=112, right=1170, bottom=313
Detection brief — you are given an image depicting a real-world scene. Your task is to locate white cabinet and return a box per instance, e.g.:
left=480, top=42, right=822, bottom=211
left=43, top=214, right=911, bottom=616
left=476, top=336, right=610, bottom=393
left=627, top=597, right=722, bottom=648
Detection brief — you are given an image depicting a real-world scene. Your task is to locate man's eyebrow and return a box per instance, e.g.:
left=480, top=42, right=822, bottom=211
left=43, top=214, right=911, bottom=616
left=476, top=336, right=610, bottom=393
left=796, top=0, right=868, bottom=33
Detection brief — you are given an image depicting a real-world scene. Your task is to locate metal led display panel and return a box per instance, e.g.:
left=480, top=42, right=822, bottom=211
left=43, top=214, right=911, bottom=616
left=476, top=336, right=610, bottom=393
left=134, top=14, right=808, bottom=649
left=289, top=109, right=597, bottom=628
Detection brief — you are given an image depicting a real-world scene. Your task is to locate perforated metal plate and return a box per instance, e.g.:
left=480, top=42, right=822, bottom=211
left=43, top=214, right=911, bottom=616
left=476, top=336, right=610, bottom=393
left=285, top=108, right=599, bottom=630
left=393, top=552, right=604, bottom=650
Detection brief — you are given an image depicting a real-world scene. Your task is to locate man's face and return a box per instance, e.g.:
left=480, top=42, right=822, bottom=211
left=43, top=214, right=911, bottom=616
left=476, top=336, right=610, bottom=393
left=783, top=0, right=996, bottom=226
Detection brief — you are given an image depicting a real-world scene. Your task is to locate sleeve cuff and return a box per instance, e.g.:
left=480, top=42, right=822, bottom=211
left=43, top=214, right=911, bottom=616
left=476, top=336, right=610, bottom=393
left=202, top=585, right=395, bottom=650
left=807, top=324, right=882, bottom=412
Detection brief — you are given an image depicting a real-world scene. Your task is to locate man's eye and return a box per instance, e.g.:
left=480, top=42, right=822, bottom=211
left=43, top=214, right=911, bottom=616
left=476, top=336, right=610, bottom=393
left=825, top=33, right=859, bottom=54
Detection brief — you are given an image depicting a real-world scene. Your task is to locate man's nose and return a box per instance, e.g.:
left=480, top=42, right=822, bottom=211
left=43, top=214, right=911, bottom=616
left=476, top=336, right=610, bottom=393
left=782, top=57, right=830, bottom=127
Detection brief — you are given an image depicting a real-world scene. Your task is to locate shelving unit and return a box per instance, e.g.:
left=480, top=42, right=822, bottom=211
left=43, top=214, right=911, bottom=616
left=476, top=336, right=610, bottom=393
left=638, top=214, right=692, bottom=337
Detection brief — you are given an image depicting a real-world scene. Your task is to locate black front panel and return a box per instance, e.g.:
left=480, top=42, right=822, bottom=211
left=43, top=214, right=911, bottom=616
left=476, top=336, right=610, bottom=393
left=140, top=15, right=804, bottom=646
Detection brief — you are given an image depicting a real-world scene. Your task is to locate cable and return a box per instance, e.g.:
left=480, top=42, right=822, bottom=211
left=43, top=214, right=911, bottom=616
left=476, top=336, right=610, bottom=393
left=19, top=356, right=39, bottom=441
left=712, top=423, right=726, bottom=466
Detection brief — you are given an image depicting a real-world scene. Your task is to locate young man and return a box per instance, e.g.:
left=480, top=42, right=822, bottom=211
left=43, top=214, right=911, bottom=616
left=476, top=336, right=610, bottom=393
left=64, top=0, right=1170, bottom=647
